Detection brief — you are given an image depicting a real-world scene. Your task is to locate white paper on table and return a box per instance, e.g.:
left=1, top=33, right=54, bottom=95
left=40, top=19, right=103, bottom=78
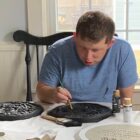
left=0, top=115, right=64, bottom=140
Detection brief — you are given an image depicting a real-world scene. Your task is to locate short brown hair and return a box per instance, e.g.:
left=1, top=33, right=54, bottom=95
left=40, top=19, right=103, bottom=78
left=76, top=11, right=115, bottom=43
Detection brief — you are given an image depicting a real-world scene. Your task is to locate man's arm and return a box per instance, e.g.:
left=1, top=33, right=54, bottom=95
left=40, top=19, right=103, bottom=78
left=36, top=81, right=72, bottom=103
left=119, top=85, right=135, bottom=104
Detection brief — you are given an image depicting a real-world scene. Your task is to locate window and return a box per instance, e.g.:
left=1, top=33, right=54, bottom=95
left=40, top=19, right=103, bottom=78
left=55, top=0, right=140, bottom=82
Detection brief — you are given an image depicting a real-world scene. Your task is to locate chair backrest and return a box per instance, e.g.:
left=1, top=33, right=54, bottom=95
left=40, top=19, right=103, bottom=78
left=13, top=30, right=73, bottom=101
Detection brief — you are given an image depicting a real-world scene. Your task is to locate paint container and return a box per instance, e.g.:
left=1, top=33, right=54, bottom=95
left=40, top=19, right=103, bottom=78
left=123, top=98, right=133, bottom=123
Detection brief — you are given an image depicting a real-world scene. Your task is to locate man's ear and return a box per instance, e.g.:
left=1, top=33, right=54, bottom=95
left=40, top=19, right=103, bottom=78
left=73, top=32, right=76, bottom=37
left=107, top=38, right=116, bottom=48
left=73, top=32, right=77, bottom=41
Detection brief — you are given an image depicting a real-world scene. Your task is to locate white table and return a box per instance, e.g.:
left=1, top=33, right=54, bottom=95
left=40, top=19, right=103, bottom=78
left=0, top=102, right=140, bottom=140
left=55, top=110, right=140, bottom=140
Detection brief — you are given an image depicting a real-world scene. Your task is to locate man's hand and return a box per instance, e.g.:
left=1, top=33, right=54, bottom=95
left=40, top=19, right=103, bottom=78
left=53, top=86, right=72, bottom=103
left=36, top=82, right=72, bottom=103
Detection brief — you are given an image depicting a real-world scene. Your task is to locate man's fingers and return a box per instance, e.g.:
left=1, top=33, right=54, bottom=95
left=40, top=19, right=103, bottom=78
left=57, top=92, right=69, bottom=100
left=56, top=86, right=72, bottom=99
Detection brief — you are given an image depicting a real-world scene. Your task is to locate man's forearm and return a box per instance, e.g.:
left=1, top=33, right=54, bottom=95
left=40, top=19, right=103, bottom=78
left=119, top=85, right=135, bottom=104
left=36, top=83, right=56, bottom=103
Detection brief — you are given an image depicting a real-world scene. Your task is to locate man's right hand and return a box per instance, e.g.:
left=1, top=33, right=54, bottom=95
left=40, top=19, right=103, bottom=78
left=53, top=86, right=72, bottom=103
left=36, top=82, right=72, bottom=103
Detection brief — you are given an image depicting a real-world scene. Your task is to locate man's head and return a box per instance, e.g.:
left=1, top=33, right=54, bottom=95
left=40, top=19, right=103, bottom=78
left=76, top=11, right=115, bottom=43
left=74, top=11, right=115, bottom=66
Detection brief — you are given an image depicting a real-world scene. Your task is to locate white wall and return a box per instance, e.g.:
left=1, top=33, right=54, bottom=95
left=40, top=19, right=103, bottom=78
left=0, top=0, right=27, bottom=101
left=0, top=0, right=46, bottom=101
left=0, top=0, right=27, bottom=42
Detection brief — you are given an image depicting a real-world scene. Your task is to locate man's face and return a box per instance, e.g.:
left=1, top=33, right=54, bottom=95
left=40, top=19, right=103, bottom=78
left=75, top=35, right=114, bottom=66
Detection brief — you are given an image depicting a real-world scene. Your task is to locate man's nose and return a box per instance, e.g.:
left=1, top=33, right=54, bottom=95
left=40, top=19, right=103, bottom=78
left=85, top=50, right=93, bottom=59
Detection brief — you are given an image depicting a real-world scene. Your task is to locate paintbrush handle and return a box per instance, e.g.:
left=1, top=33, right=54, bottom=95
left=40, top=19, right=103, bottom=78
left=41, top=114, right=82, bottom=127
left=41, top=115, right=65, bottom=125
left=59, top=80, right=73, bottom=109
left=67, top=100, right=73, bottom=110
left=41, top=114, right=58, bottom=122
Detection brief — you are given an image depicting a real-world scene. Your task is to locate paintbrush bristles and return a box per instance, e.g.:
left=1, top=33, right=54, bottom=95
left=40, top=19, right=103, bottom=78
left=67, top=100, right=73, bottom=110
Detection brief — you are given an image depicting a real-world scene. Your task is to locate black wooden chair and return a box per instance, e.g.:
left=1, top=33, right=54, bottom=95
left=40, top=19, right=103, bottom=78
left=13, top=30, right=73, bottom=101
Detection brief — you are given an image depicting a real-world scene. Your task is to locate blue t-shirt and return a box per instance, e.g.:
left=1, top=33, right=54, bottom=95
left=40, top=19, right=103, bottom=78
left=39, top=36, right=138, bottom=102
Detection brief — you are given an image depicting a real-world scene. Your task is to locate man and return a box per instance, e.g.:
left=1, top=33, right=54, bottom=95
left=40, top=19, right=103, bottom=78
left=36, top=11, right=138, bottom=104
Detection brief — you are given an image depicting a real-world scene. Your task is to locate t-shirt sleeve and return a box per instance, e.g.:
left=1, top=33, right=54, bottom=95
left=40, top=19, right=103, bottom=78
left=39, top=48, right=60, bottom=87
left=117, top=42, right=138, bottom=88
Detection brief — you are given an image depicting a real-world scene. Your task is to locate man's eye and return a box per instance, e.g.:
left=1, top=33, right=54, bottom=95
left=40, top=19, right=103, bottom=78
left=92, top=49, right=99, bottom=52
left=81, top=47, right=86, bottom=50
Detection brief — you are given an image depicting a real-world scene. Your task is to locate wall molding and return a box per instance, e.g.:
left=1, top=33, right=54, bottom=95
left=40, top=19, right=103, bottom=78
left=0, top=41, right=25, bottom=51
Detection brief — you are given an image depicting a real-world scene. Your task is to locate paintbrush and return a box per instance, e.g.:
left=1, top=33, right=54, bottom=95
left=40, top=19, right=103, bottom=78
left=67, top=99, right=73, bottom=110
left=59, top=80, right=73, bottom=110
left=41, top=114, right=81, bottom=127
